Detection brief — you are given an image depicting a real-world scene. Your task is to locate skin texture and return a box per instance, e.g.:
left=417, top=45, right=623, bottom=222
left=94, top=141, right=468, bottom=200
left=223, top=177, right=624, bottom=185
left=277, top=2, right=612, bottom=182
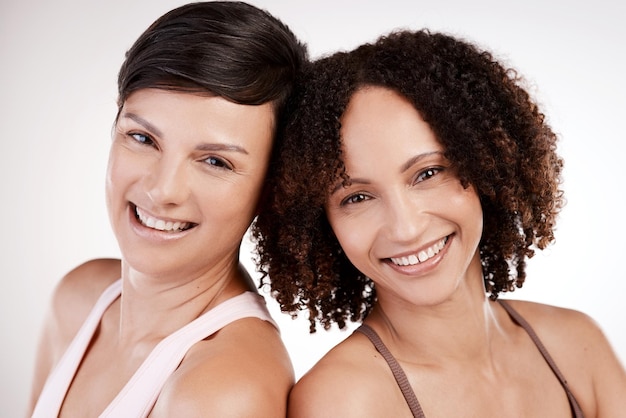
left=254, top=29, right=626, bottom=416
left=254, top=30, right=566, bottom=331
left=325, top=88, right=483, bottom=310
left=107, top=89, right=273, bottom=282
left=29, top=90, right=293, bottom=417
left=29, top=2, right=306, bottom=415
left=286, top=88, right=626, bottom=417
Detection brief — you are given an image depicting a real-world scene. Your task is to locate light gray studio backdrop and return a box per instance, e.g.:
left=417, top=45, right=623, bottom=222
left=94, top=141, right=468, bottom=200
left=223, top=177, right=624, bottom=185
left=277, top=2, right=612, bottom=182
left=2, top=0, right=624, bottom=415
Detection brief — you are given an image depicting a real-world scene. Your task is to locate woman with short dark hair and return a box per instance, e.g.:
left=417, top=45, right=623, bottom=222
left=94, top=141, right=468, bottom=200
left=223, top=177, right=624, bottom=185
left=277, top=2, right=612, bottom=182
left=30, top=2, right=306, bottom=416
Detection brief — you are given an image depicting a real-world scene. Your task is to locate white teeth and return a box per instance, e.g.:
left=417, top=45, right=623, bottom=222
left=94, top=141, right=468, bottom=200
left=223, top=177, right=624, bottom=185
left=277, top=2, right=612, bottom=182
left=135, top=207, right=190, bottom=232
left=390, top=237, right=448, bottom=266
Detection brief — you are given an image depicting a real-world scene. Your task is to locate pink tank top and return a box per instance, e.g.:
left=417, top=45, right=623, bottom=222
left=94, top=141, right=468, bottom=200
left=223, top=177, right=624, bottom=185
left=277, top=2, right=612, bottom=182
left=32, top=279, right=277, bottom=417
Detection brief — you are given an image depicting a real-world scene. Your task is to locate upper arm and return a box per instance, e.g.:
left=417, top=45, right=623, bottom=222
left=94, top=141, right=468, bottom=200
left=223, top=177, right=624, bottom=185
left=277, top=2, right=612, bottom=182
left=151, top=318, right=294, bottom=418
left=153, top=375, right=289, bottom=418
left=519, top=302, right=626, bottom=418
left=287, top=350, right=385, bottom=418
left=577, top=314, right=626, bottom=417
left=27, top=258, right=121, bottom=412
left=289, top=370, right=387, bottom=418
left=28, top=303, right=58, bottom=411
left=288, top=373, right=355, bottom=418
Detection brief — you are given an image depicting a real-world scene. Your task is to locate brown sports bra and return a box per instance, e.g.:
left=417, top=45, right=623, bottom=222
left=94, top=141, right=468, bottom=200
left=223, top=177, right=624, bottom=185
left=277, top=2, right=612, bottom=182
left=355, top=300, right=583, bottom=418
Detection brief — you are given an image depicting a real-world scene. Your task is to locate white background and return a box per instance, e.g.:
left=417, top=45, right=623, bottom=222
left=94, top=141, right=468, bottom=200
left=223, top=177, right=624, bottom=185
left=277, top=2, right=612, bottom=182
left=1, top=0, right=624, bottom=415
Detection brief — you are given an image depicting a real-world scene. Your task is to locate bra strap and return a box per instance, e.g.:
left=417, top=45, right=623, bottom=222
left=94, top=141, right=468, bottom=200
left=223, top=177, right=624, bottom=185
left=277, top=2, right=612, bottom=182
left=356, top=324, right=426, bottom=418
left=498, top=300, right=584, bottom=418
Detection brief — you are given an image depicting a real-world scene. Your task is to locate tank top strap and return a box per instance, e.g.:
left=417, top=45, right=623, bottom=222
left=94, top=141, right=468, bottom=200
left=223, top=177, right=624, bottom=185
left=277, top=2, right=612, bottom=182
left=32, top=282, right=275, bottom=418
left=497, top=300, right=584, bottom=418
left=101, top=291, right=276, bottom=417
left=31, top=278, right=123, bottom=418
left=355, top=324, right=426, bottom=418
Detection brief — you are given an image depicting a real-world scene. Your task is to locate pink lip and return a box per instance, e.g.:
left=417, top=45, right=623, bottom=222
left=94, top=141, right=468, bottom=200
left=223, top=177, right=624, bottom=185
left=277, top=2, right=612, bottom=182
left=384, top=235, right=452, bottom=276
left=388, top=236, right=449, bottom=260
left=128, top=204, right=195, bottom=243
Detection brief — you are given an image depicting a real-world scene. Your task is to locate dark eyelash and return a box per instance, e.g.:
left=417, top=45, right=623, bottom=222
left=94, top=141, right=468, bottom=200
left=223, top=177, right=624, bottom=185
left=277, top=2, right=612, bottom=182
left=204, top=156, right=234, bottom=171
left=129, top=132, right=154, bottom=146
left=340, top=193, right=368, bottom=206
left=416, top=166, right=443, bottom=183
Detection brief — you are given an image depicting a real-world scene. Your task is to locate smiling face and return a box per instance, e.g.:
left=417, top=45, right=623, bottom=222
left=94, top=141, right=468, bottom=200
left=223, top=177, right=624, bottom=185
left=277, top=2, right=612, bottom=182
left=325, top=87, right=484, bottom=308
left=107, top=88, right=274, bottom=279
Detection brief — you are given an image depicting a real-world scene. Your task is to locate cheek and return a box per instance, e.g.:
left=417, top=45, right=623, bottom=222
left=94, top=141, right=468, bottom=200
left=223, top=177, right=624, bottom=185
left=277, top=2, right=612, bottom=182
left=105, top=145, right=144, bottom=209
left=204, top=177, right=266, bottom=225
left=463, top=186, right=483, bottom=221
left=328, top=215, right=371, bottom=266
left=106, top=149, right=129, bottom=193
left=105, top=148, right=122, bottom=206
left=449, top=185, right=483, bottom=236
left=104, top=148, right=129, bottom=233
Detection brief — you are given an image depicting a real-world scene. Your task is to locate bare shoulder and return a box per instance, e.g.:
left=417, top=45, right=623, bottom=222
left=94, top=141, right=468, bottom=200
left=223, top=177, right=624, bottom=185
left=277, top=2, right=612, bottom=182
left=54, top=258, right=122, bottom=298
left=289, top=331, right=399, bottom=418
left=51, top=258, right=121, bottom=334
left=151, top=314, right=294, bottom=418
left=502, top=299, right=626, bottom=415
left=47, top=258, right=121, bottom=359
left=501, top=299, right=611, bottom=357
left=29, top=258, right=121, bottom=411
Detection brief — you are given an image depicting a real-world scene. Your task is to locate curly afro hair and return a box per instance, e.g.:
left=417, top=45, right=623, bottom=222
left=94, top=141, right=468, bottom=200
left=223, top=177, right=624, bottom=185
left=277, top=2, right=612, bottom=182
left=252, top=29, right=564, bottom=332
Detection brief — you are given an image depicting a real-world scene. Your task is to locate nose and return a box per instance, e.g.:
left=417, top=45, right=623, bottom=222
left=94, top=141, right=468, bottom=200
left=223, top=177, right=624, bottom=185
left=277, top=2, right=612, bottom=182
left=144, top=156, right=190, bottom=206
left=383, top=190, right=425, bottom=243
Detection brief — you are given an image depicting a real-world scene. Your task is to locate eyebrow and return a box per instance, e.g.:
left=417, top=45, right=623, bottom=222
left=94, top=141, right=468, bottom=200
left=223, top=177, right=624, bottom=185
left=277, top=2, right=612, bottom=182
left=121, top=112, right=248, bottom=155
left=330, top=150, right=444, bottom=195
left=195, top=143, right=249, bottom=155
left=330, top=177, right=369, bottom=195
left=122, top=112, right=163, bottom=138
left=400, top=151, right=443, bottom=173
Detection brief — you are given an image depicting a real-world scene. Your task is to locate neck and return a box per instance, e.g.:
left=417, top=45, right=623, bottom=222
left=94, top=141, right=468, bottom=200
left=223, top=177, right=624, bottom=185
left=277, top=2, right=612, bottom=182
left=115, top=257, right=252, bottom=344
left=366, top=257, right=509, bottom=366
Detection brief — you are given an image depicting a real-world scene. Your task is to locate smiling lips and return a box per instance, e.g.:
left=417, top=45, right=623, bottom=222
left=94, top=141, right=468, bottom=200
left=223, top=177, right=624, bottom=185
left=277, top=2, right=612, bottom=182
left=135, top=206, right=195, bottom=232
left=390, top=236, right=448, bottom=266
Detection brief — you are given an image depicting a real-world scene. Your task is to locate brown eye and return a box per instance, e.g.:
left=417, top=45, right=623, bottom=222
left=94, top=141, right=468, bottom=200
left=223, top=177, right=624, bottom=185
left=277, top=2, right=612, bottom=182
left=341, top=193, right=370, bottom=206
left=415, top=167, right=442, bottom=183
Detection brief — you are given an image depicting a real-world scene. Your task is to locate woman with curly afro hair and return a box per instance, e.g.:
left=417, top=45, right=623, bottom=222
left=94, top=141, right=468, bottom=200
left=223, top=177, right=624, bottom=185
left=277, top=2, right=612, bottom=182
left=253, top=29, right=626, bottom=417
